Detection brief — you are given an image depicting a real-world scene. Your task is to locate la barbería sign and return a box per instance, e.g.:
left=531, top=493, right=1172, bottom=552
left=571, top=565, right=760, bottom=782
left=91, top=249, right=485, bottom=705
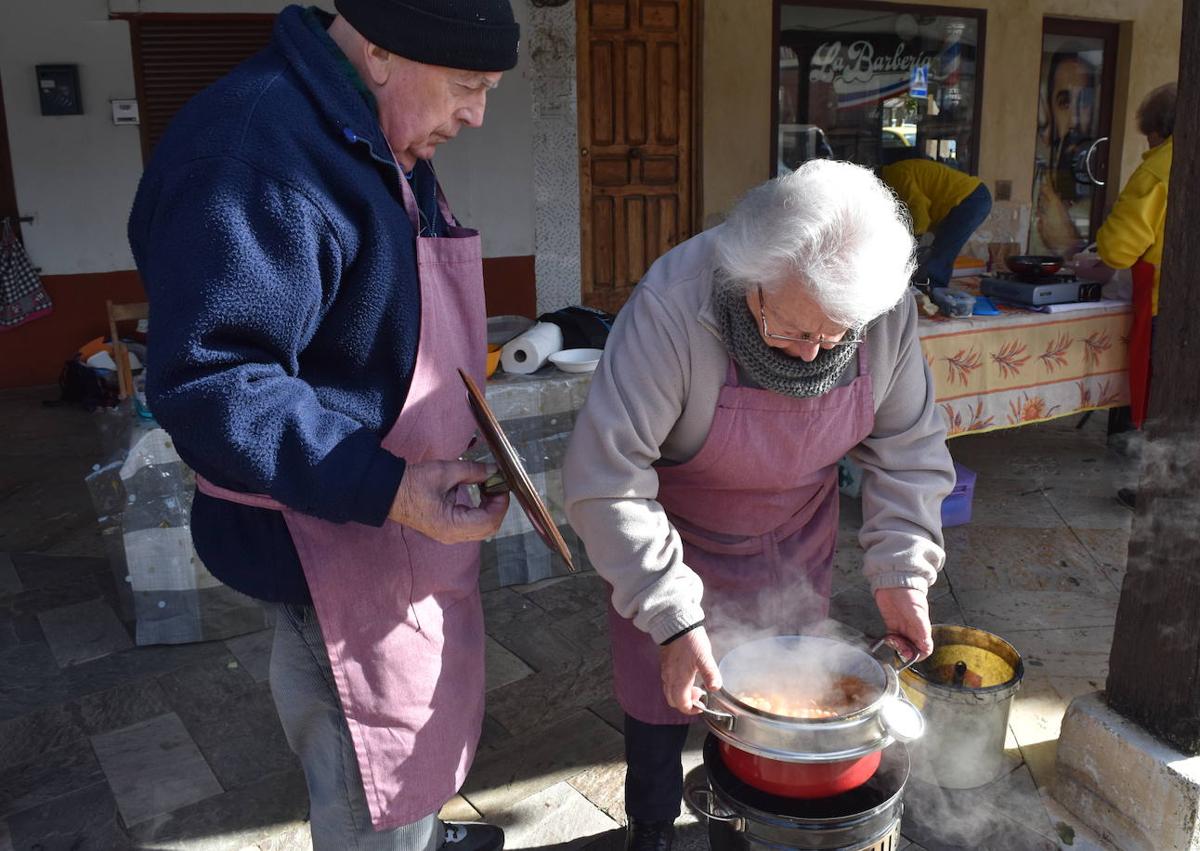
left=809, top=40, right=933, bottom=86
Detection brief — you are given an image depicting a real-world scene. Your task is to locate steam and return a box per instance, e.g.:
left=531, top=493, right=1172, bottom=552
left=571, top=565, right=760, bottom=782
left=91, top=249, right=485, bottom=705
left=701, top=567, right=882, bottom=707
left=1125, top=433, right=1200, bottom=559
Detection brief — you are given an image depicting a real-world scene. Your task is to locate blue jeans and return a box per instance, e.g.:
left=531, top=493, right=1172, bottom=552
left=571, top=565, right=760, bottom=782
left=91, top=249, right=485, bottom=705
left=270, top=604, right=442, bottom=851
left=917, top=183, right=993, bottom=288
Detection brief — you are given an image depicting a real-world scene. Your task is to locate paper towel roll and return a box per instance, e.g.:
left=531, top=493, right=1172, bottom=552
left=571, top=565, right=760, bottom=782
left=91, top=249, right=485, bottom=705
left=500, top=322, right=563, bottom=375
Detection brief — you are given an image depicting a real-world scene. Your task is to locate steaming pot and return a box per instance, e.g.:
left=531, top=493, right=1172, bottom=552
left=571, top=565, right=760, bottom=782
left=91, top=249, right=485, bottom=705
left=700, top=635, right=925, bottom=799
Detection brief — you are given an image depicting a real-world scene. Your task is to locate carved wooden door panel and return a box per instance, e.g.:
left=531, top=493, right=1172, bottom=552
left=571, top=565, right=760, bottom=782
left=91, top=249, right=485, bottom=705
left=577, top=0, right=693, bottom=313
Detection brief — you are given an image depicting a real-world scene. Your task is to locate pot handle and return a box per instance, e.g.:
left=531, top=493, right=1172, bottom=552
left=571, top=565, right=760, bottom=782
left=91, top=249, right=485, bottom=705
left=696, top=689, right=736, bottom=732
left=871, top=634, right=921, bottom=673
left=879, top=692, right=926, bottom=743
left=683, top=777, right=745, bottom=831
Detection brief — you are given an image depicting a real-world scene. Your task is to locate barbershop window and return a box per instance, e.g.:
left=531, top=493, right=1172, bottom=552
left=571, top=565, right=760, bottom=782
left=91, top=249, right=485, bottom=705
left=774, top=2, right=985, bottom=175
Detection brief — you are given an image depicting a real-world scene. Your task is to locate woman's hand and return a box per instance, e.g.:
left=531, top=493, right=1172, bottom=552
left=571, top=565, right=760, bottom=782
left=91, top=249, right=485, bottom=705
left=874, top=587, right=933, bottom=661
left=659, top=626, right=723, bottom=714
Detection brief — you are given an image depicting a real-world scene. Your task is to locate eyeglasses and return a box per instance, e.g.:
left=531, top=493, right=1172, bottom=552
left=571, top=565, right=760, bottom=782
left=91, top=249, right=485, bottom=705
left=756, top=286, right=862, bottom=347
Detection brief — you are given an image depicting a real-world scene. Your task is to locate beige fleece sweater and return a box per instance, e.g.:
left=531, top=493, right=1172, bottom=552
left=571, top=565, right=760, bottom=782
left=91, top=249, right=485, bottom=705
left=562, top=228, right=955, bottom=644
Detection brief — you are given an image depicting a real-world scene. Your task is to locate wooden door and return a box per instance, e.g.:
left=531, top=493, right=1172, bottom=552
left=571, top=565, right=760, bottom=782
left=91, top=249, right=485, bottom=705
left=577, top=0, right=693, bottom=313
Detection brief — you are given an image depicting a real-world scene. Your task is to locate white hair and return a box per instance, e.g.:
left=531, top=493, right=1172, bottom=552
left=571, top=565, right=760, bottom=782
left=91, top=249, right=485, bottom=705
left=713, top=159, right=916, bottom=328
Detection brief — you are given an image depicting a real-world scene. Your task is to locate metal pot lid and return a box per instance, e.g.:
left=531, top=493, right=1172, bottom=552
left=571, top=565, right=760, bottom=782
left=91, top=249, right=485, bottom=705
left=459, top=369, right=575, bottom=573
left=879, top=697, right=925, bottom=743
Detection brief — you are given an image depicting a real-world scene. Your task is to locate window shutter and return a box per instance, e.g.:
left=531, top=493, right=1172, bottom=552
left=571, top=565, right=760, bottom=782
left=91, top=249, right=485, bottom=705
left=130, top=15, right=276, bottom=157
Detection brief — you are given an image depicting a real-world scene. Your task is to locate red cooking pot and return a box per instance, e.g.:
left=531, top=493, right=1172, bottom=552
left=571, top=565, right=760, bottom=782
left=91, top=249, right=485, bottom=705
left=717, top=739, right=883, bottom=799
left=699, top=635, right=925, bottom=800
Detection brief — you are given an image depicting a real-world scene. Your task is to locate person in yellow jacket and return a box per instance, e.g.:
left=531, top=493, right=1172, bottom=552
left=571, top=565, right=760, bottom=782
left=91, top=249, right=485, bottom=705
left=879, top=156, right=993, bottom=288
left=1095, top=83, right=1174, bottom=316
left=1085, top=82, right=1174, bottom=508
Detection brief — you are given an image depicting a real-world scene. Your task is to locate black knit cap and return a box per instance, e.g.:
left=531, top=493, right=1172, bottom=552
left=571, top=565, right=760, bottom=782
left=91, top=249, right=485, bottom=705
left=334, top=0, right=519, bottom=72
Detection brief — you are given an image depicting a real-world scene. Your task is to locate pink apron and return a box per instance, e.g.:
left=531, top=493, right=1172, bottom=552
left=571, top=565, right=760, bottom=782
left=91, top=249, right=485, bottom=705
left=197, top=176, right=487, bottom=829
left=609, top=342, right=876, bottom=725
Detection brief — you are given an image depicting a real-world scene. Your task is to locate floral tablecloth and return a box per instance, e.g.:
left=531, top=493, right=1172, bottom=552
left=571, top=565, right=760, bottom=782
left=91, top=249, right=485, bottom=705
left=917, top=282, right=1132, bottom=438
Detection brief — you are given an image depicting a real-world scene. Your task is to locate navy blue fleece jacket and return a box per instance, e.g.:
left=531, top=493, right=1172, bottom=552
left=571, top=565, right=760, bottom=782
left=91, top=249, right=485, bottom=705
left=128, top=6, right=445, bottom=603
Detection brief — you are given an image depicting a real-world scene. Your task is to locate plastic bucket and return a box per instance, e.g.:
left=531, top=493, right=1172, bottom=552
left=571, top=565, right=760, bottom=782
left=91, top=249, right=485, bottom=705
left=899, top=625, right=1023, bottom=789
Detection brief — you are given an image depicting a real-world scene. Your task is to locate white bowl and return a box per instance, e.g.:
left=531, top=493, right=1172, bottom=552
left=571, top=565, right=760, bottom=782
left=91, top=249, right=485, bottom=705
left=549, top=348, right=603, bottom=373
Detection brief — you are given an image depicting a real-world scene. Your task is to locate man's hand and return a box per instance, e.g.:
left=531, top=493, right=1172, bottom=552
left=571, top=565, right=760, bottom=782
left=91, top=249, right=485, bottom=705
left=1036, top=181, right=1082, bottom=255
left=659, top=626, right=722, bottom=714
left=388, top=460, right=509, bottom=544
left=874, top=587, right=933, bottom=661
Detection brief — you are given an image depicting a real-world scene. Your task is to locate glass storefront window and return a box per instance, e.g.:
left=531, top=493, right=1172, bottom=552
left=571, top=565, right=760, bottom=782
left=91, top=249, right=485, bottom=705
left=775, top=3, right=985, bottom=175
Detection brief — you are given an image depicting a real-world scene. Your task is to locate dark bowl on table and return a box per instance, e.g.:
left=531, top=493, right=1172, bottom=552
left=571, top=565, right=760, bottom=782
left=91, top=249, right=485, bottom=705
left=1005, top=255, right=1064, bottom=277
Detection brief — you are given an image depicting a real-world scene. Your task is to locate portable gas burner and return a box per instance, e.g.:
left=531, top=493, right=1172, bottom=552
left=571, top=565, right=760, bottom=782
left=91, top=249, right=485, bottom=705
left=686, top=735, right=908, bottom=850
left=980, top=271, right=1104, bottom=307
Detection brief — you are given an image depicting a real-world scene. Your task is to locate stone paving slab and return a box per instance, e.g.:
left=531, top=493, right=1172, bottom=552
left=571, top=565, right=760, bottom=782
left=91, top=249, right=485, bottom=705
left=156, top=654, right=261, bottom=729
left=461, top=709, right=624, bottom=817
left=902, top=774, right=1060, bottom=850
left=80, top=676, right=175, bottom=736
left=91, top=713, right=223, bottom=827
left=493, top=781, right=620, bottom=850
left=955, top=589, right=1118, bottom=634
left=0, top=553, right=21, bottom=595
left=942, top=526, right=1108, bottom=592
left=225, top=629, right=273, bottom=684
left=5, top=781, right=129, bottom=851
left=0, top=701, right=88, bottom=772
left=0, top=640, right=74, bottom=721
left=0, top=737, right=105, bottom=820
left=439, top=794, right=482, bottom=823
left=0, top=610, right=42, bottom=655
left=485, top=635, right=534, bottom=691
left=1008, top=627, right=1114, bottom=681
left=184, top=688, right=298, bottom=792
left=127, top=770, right=308, bottom=850
left=485, top=653, right=613, bottom=738
left=1042, top=489, right=1134, bottom=531
left=37, top=598, right=133, bottom=667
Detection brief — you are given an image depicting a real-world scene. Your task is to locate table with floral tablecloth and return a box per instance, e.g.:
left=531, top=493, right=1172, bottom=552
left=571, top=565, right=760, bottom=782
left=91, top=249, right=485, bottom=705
left=917, top=279, right=1132, bottom=438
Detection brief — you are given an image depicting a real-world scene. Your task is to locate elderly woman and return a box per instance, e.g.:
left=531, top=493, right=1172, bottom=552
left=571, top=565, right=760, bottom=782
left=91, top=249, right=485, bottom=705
left=1082, top=82, right=1175, bottom=507
left=563, top=160, right=954, bottom=850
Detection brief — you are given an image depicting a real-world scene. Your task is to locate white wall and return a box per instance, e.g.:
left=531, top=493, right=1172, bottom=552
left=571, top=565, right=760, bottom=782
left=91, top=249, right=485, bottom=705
left=434, top=0, right=536, bottom=260
left=0, top=0, right=144, bottom=274
left=0, top=0, right=537, bottom=276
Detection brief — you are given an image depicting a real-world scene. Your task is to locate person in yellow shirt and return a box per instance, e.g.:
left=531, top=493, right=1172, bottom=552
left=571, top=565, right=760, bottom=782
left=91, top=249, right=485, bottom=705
left=879, top=156, right=992, bottom=288
left=1083, top=82, right=1174, bottom=508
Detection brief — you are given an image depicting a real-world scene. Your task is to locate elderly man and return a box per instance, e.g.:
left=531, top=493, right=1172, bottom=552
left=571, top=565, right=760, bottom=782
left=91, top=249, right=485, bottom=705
left=127, top=3, right=517, bottom=849
left=564, top=160, right=954, bottom=851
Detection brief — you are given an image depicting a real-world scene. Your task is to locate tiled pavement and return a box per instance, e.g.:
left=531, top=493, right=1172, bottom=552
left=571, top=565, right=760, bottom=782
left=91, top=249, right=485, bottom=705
left=0, top=385, right=1139, bottom=850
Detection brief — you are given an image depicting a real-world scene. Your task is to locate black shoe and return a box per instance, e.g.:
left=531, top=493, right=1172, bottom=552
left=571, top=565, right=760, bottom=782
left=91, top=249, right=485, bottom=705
left=442, top=822, right=504, bottom=851
left=1117, top=487, right=1137, bottom=510
left=624, top=818, right=674, bottom=851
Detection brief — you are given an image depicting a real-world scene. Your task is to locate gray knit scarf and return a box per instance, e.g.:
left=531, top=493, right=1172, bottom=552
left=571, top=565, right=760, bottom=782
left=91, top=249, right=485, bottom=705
left=714, top=277, right=860, bottom=398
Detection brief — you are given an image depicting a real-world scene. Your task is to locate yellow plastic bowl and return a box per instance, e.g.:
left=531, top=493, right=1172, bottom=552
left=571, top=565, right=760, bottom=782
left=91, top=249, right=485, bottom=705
left=486, top=344, right=502, bottom=378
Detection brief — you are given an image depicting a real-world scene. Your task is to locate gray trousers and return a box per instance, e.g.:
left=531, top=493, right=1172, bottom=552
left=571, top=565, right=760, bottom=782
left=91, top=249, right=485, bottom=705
left=270, top=603, right=442, bottom=851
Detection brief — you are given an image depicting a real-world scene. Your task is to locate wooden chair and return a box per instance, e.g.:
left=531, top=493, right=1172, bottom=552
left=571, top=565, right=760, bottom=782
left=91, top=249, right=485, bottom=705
left=106, top=300, right=149, bottom=400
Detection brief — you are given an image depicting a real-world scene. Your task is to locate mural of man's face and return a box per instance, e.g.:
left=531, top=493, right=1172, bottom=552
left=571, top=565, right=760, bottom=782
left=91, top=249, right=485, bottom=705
left=1050, top=57, right=1095, bottom=144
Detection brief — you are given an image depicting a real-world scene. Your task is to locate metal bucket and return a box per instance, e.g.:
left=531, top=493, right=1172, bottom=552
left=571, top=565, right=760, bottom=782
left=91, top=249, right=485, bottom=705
left=899, top=625, right=1023, bottom=789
